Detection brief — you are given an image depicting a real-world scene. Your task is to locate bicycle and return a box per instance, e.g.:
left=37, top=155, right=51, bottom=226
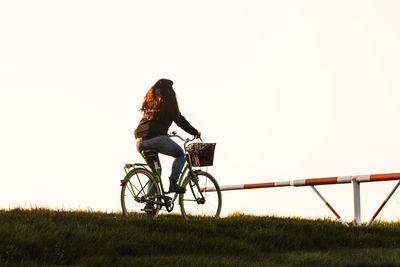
left=120, top=131, right=222, bottom=220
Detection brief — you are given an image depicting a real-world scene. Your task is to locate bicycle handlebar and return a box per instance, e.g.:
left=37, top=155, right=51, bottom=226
left=168, top=131, right=202, bottom=149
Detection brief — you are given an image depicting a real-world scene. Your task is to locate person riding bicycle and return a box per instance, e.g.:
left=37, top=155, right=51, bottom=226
left=134, top=78, right=201, bottom=195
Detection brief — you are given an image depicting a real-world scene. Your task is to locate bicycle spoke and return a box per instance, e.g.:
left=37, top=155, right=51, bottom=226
left=128, top=181, right=139, bottom=195
left=126, top=182, right=135, bottom=197
left=135, top=171, right=144, bottom=192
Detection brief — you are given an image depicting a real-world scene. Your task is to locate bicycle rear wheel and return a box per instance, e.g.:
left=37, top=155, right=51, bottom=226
left=180, top=171, right=222, bottom=220
left=121, top=168, right=161, bottom=218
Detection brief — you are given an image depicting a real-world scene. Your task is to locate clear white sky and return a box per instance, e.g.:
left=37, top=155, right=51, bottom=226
left=1, top=0, right=400, bottom=222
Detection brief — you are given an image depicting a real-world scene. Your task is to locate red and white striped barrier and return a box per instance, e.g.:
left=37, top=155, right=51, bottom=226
left=209, top=173, right=400, bottom=191
left=204, top=172, right=400, bottom=226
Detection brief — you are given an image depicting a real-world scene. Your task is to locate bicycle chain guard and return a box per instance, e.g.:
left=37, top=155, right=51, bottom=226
left=155, top=195, right=174, bottom=212
left=137, top=195, right=175, bottom=212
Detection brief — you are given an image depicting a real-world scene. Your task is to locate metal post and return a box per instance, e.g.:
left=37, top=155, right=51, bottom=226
left=310, top=186, right=349, bottom=227
left=366, top=180, right=400, bottom=226
left=352, top=177, right=361, bottom=226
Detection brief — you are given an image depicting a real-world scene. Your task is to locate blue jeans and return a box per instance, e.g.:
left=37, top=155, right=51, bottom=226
left=136, top=135, right=185, bottom=181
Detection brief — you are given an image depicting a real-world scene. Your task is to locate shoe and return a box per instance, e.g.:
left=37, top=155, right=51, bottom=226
left=169, top=178, right=186, bottom=194
left=144, top=203, right=155, bottom=217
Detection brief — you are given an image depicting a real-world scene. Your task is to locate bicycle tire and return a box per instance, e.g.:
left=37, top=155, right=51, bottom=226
left=180, top=171, right=222, bottom=220
left=121, top=168, right=161, bottom=218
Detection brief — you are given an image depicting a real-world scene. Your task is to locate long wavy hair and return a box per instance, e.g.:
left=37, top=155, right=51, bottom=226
left=140, top=79, right=178, bottom=120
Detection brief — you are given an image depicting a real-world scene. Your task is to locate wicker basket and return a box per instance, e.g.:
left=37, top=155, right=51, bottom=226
left=186, top=143, right=216, bottom=167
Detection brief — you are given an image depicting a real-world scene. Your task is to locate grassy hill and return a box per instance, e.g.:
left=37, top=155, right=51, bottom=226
left=1, top=208, right=400, bottom=266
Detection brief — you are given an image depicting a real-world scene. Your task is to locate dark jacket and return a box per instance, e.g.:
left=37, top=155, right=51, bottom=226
left=134, top=99, right=198, bottom=139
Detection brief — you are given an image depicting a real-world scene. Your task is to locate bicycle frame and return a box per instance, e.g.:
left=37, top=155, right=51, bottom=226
left=121, top=153, right=207, bottom=209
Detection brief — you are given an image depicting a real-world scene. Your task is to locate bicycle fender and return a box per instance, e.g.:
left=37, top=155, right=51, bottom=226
left=120, top=166, right=152, bottom=185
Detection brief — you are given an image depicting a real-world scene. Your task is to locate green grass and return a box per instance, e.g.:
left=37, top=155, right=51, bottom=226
left=1, top=208, right=400, bottom=266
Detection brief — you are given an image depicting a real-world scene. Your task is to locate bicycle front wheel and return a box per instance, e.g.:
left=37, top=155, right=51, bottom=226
left=180, top=171, right=222, bottom=220
left=121, top=168, right=161, bottom=218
